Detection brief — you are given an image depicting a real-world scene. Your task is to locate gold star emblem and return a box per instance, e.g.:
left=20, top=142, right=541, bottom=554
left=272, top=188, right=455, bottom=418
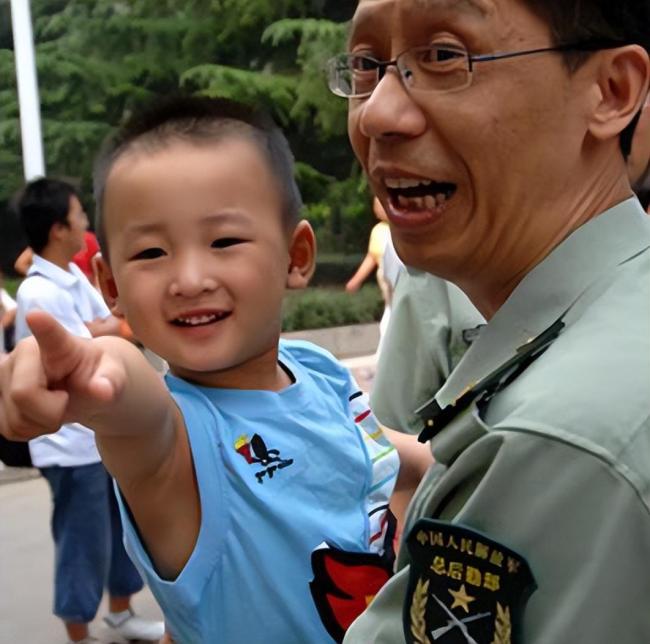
left=448, top=584, right=476, bottom=613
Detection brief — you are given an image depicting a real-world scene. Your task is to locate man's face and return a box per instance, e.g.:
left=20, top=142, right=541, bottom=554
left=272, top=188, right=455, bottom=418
left=101, top=138, right=293, bottom=388
left=348, top=0, right=589, bottom=282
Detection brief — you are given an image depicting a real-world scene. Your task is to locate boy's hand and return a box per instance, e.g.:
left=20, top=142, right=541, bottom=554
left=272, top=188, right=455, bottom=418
left=0, top=310, right=126, bottom=441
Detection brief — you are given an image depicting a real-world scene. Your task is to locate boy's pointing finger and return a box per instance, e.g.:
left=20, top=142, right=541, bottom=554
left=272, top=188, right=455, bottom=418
left=26, top=310, right=86, bottom=383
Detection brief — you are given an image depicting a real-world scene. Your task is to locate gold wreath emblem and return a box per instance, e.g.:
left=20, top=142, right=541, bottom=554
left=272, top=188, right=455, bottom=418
left=491, top=602, right=512, bottom=644
left=410, top=577, right=432, bottom=644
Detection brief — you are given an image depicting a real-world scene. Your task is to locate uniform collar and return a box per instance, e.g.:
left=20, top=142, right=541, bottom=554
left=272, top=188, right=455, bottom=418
left=435, top=197, right=650, bottom=408
left=28, top=254, right=81, bottom=289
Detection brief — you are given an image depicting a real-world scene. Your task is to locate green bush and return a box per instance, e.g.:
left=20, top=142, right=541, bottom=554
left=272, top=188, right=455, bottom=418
left=1, top=276, right=20, bottom=298
left=1, top=278, right=382, bottom=332
left=282, top=284, right=383, bottom=332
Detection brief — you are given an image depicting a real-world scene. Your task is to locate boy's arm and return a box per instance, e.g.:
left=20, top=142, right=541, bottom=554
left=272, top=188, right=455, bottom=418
left=0, top=310, right=199, bottom=579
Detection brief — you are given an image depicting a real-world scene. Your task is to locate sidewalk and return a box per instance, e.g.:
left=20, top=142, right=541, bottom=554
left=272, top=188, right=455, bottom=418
left=0, top=476, right=164, bottom=644
left=0, top=330, right=378, bottom=643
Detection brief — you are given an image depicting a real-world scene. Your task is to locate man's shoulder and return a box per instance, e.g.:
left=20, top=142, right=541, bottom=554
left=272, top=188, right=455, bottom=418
left=487, top=254, right=650, bottom=472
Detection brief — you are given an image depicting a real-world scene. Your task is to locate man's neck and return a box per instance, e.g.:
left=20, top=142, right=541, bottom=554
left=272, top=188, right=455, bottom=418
left=38, top=246, right=74, bottom=272
left=459, top=173, right=634, bottom=320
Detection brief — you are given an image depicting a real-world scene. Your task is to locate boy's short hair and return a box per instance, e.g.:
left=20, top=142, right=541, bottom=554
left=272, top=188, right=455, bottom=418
left=16, top=178, right=79, bottom=255
left=94, top=95, right=303, bottom=258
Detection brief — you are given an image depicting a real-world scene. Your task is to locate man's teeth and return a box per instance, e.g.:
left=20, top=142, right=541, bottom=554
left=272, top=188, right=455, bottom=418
left=385, top=178, right=432, bottom=189
left=396, top=193, right=448, bottom=210
left=177, top=314, right=219, bottom=326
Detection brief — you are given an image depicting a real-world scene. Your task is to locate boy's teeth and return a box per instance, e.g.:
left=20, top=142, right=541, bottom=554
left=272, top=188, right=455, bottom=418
left=179, top=314, right=217, bottom=326
left=425, top=195, right=436, bottom=209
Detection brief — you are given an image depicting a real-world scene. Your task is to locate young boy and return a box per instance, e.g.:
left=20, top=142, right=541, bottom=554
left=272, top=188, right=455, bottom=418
left=0, top=97, right=430, bottom=643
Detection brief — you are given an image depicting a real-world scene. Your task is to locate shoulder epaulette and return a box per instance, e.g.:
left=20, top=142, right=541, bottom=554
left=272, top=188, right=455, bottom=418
left=417, top=318, right=565, bottom=443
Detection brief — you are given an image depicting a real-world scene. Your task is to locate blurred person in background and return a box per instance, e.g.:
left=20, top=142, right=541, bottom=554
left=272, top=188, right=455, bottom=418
left=0, top=273, right=17, bottom=354
left=346, top=197, right=403, bottom=354
left=12, top=177, right=163, bottom=644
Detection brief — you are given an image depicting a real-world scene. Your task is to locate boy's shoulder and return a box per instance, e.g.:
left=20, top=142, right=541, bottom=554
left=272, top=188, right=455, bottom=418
left=17, top=273, right=65, bottom=308
left=279, top=337, right=339, bottom=365
left=279, top=338, right=351, bottom=383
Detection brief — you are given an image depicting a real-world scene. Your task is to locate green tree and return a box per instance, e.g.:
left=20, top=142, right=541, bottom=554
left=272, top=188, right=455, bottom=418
left=0, top=0, right=370, bottom=263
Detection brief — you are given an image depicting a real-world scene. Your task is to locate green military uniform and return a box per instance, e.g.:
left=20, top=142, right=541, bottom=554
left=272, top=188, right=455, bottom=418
left=346, top=198, right=650, bottom=644
left=372, top=270, right=484, bottom=434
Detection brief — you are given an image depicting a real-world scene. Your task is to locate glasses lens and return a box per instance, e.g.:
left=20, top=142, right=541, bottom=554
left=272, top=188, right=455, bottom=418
left=327, top=54, right=378, bottom=97
left=400, top=45, right=470, bottom=92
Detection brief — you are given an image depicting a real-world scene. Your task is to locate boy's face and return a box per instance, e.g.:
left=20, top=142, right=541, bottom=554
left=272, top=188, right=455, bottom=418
left=100, top=137, right=299, bottom=388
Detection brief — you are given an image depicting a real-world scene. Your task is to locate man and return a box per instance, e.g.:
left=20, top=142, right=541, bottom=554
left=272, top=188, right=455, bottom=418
left=327, top=1, right=650, bottom=642
left=13, top=179, right=163, bottom=644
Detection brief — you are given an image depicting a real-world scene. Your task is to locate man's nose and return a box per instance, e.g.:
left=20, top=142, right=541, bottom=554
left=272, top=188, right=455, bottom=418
left=358, top=68, right=427, bottom=141
left=169, top=255, right=218, bottom=297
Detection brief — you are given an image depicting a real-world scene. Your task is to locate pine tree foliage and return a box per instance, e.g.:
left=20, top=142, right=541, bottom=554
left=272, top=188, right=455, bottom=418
left=0, top=0, right=371, bottom=263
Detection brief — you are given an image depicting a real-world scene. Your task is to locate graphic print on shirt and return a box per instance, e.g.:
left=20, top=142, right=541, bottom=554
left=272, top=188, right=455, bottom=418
left=310, top=389, right=400, bottom=642
left=234, top=433, right=294, bottom=484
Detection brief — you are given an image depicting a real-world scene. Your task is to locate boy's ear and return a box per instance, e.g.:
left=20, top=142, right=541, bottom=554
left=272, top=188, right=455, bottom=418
left=49, top=222, right=67, bottom=244
left=95, top=255, right=124, bottom=318
left=286, top=220, right=316, bottom=290
left=587, top=45, right=650, bottom=143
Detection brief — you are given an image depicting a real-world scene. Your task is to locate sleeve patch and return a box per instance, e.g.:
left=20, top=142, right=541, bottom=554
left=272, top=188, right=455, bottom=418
left=403, top=519, right=536, bottom=644
left=310, top=540, right=395, bottom=643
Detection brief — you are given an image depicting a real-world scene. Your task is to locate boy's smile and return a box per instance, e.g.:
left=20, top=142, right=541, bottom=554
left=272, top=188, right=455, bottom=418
left=100, top=137, right=299, bottom=390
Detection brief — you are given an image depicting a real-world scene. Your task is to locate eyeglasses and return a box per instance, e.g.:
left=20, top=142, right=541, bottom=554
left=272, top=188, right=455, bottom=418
left=327, top=40, right=625, bottom=99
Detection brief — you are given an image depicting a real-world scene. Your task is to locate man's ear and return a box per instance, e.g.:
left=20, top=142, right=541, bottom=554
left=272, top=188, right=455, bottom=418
left=588, top=45, right=650, bottom=142
left=95, top=255, right=124, bottom=318
left=286, top=220, right=317, bottom=290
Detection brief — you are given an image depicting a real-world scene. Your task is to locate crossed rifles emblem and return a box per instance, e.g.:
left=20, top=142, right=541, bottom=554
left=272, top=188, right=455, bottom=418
left=430, top=592, right=491, bottom=643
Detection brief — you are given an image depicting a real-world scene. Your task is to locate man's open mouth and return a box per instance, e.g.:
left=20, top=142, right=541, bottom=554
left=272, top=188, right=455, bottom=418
left=385, top=178, right=457, bottom=211
left=171, top=311, right=231, bottom=327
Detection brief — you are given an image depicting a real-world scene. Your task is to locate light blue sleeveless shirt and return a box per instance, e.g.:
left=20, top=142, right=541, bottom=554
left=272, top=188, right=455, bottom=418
left=117, top=340, right=399, bottom=643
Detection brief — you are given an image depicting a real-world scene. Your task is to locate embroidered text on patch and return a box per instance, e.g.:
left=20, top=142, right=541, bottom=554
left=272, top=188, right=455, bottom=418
left=404, top=519, right=536, bottom=644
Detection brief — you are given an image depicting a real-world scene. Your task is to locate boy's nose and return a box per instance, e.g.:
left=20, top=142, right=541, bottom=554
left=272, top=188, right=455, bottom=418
left=169, top=258, right=218, bottom=297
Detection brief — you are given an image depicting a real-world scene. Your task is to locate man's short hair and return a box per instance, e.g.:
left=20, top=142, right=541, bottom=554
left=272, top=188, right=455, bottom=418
left=16, top=178, right=78, bottom=255
left=93, top=95, right=303, bottom=258
left=522, top=0, right=650, bottom=156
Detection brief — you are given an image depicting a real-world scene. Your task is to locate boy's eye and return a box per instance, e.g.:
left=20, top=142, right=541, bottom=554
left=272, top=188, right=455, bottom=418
left=211, top=238, right=245, bottom=249
left=131, top=247, right=165, bottom=260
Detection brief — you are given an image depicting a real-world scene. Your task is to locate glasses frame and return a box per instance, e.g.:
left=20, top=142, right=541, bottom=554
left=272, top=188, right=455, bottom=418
left=327, top=39, right=626, bottom=99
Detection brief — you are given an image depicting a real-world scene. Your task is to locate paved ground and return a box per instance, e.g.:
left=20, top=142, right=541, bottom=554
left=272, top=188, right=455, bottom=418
left=0, top=354, right=377, bottom=644
left=0, top=476, right=164, bottom=644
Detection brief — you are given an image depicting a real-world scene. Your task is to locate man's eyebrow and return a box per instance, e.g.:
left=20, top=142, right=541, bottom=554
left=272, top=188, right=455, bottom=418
left=413, top=0, right=488, bottom=15
left=351, top=0, right=488, bottom=37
